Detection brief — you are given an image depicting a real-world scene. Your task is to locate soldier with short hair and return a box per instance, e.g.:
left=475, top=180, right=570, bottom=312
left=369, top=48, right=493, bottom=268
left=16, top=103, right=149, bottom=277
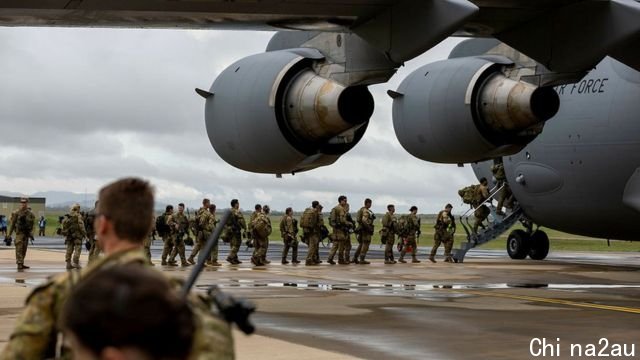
left=188, top=198, right=211, bottom=265
left=251, top=205, right=272, bottom=266
left=302, top=201, right=323, bottom=265
left=381, top=204, right=397, bottom=264
left=430, top=204, right=456, bottom=263
left=0, top=177, right=235, bottom=360
left=225, top=199, right=246, bottom=265
left=353, top=198, right=375, bottom=264
left=167, top=203, right=191, bottom=267
left=62, top=203, right=87, bottom=270
left=281, top=207, right=299, bottom=264
left=327, top=195, right=352, bottom=265
left=398, top=206, right=421, bottom=263
left=205, top=204, right=221, bottom=266
left=160, top=205, right=174, bottom=266
left=85, top=200, right=101, bottom=264
left=6, top=198, right=35, bottom=270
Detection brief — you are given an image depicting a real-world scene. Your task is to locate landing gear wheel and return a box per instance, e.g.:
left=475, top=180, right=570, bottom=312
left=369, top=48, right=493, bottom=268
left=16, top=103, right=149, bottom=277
left=507, top=229, right=530, bottom=259
left=528, top=230, right=549, bottom=260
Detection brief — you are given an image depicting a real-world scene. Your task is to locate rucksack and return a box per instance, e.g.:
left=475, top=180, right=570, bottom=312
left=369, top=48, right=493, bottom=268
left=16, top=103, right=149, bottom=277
left=300, top=208, right=317, bottom=230
left=251, top=215, right=272, bottom=238
left=458, top=184, right=481, bottom=205
left=396, top=215, right=411, bottom=237
left=155, top=214, right=169, bottom=237
left=491, top=163, right=506, bottom=181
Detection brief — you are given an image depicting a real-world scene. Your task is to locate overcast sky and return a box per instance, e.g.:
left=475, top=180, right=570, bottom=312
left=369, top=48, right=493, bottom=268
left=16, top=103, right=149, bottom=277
left=0, top=27, right=476, bottom=213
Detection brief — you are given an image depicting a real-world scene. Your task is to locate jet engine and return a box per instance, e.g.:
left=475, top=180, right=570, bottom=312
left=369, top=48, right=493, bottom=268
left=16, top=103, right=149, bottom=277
left=391, top=56, right=560, bottom=163
left=202, top=48, right=374, bottom=174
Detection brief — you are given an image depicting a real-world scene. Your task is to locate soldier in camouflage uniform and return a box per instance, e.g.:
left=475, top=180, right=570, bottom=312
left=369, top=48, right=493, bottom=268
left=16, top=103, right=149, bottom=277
left=472, top=177, right=491, bottom=235
left=247, top=204, right=261, bottom=249
left=430, top=204, right=457, bottom=263
left=381, top=204, right=397, bottom=264
left=62, top=203, right=87, bottom=270
left=251, top=205, right=272, bottom=266
left=6, top=197, right=35, bottom=270
left=188, top=198, right=211, bottom=265
left=280, top=207, right=299, bottom=264
left=168, top=203, right=191, bottom=267
left=399, top=206, right=421, bottom=263
left=85, top=200, right=101, bottom=264
left=327, top=195, right=353, bottom=265
left=342, top=203, right=353, bottom=263
left=0, top=177, right=234, bottom=360
left=144, top=224, right=154, bottom=265
left=226, top=199, right=247, bottom=265
left=160, top=205, right=174, bottom=265
left=205, top=204, right=221, bottom=266
left=302, top=201, right=324, bottom=265
left=353, top=198, right=375, bottom=264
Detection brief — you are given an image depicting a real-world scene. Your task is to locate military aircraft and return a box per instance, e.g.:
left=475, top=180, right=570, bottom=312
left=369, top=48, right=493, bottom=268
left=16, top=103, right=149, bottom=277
left=2, top=1, right=639, bottom=260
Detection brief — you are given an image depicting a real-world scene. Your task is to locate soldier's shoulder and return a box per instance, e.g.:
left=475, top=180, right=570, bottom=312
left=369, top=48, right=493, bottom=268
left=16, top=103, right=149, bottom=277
left=26, top=272, right=74, bottom=304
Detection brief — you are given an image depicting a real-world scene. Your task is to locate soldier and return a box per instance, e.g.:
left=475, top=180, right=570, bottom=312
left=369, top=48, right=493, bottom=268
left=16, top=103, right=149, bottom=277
left=381, top=204, right=397, bottom=264
left=280, top=207, right=299, bottom=264
left=430, top=204, right=457, bottom=263
left=327, top=195, right=352, bottom=265
left=62, top=265, right=195, bottom=360
left=62, top=203, right=87, bottom=270
left=38, top=216, right=46, bottom=237
left=247, top=204, right=261, bottom=248
left=0, top=177, right=235, bottom=360
left=85, top=200, right=101, bottom=264
left=353, top=198, right=375, bottom=265
left=188, top=198, right=211, bottom=265
left=301, top=201, right=323, bottom=265
left=225, top=199, right=247, bottom=265
left=167, top=203, right=191, bottom=267
left=205, top=204, right=221, bottom=266
left=472, top=177, right=491, bottom=235
left=6, top=197, right=35, bottom=270
left=160, top=205, right=174, bottom=266
left=342, top=203, right=353, bottom=264
left=398, top=206, right=421, bottom=263
left=251, top=205, right=272, bottom=266
left=492, top=161, right=514, bottom=216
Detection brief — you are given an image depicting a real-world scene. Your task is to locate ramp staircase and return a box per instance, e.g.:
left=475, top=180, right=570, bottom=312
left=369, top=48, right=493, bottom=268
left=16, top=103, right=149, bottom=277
left=451, top=185, right=523, bottom=263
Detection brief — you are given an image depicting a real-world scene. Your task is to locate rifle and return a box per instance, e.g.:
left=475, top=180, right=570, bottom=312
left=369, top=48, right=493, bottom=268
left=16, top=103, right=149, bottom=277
left=181, top=210, right=255, bottom=335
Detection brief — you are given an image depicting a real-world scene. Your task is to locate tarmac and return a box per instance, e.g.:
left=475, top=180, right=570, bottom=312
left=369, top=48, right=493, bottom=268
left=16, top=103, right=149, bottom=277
left=1, top=238, right=639, bottom=360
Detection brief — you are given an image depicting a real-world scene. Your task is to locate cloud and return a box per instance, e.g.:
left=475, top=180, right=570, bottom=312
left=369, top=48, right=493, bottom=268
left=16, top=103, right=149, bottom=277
left=0, top=27, right=476, bottom=213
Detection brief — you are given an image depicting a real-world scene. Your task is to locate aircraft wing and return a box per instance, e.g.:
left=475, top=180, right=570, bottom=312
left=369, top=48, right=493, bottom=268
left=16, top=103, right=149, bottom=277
left=1, top=0, right=639, bottom=72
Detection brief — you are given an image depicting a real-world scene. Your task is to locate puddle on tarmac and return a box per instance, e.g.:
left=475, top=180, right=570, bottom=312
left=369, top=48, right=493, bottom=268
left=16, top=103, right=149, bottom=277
left=195, top=280, right=640, bottom=299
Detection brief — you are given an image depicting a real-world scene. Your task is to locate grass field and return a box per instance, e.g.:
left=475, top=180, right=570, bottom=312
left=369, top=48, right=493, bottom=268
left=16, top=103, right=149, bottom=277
left=35, top=210, right=640, bottom=253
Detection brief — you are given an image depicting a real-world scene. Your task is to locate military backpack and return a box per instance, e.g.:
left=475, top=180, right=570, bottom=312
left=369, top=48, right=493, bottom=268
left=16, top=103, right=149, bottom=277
left=458, top=184, right=482, bottom=205
left=155, top=214, right=170, bottom=237
left=251, top=215, right=272, bottom=238
left=300, top=208, right=317, bottom=230
left=395, top=215, right=411, bottom=237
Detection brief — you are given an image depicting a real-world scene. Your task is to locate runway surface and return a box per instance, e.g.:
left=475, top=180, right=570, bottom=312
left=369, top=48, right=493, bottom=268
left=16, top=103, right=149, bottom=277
left=1, top=237, right=638, bottom=359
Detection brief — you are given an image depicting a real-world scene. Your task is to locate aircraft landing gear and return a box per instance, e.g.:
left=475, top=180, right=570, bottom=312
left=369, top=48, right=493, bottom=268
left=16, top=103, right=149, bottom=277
left=506, top=228, right=550, bottom=260
left=528, top=230, right=549, bottom=260
left=507, top=229, right=530, bottom=259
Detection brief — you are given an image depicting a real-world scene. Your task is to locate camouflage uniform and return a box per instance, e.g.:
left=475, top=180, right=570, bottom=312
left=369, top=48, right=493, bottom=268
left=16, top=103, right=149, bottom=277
left=342, top=207, right=353, bottom=263
left=160, top=211, right=174, bottom=265
left=381, top=211, right=397, bottom=264
left=0, top=248, right=235, bottom=360
left=473, top=183, right=490, bottom=234
left=302, top=207, right=323, bottom=265
left=430, top=210, right=456, bottom=262
left=280, top=214, right=298, bottom=264
left=399, top=213, right=421, bottom=263
left=225, top=208, right=246, bottom=264
left=353, top=206, right=375, bottom=264
left=7, top=207, right=35, bottom=269
left=168, top=211, right=190, bottom=266
left=327, top=204, right=352, bottom=264
left=62, top=208, right=87, bottom=269
left=251, top=212, right=272, bottom=266
left=191, top=207, right=218, bottom=265
left=84, top=207, right=101, bottom=264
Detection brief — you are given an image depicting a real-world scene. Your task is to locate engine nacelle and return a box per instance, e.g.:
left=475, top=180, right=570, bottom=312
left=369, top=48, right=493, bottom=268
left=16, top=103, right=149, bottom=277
left=391, top=56, right=559, bottom=164
left=204, top=49, right=374, bottom=174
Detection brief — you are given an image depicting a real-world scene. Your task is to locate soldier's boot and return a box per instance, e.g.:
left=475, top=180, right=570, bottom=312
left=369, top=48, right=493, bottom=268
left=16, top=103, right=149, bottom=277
left=250, top=256, right=261, bottom=266
left=352, top=257, right=360, bottom=264
left=66, top=261, right=74, bottom=270
left=444, top=256, right=453, bottom=263
left=73, top=262, right=82, bottom=269
left=398, top=251, right=407, bottom=263
left=359, top=257, right=370, bottom=265
left=292, top=255, right=300, bottom=264
left=209, top=261, right=222, bottom=266
left=17, top=264, right=25, bottom=270
left=161, top=259, right=168, bottom=265
left=187, top=256, right=196, bottom=265
left=384, top=259, right=395, bottom=264
left=181, top=262, right=191, bottom=267
left=305, top=260, right=317, bottom=266
left=411, top=256, right=421, bottom=263
left=327, top=257, right=336, bottom=265
left=233, top=257, right=242, bottom=265
left=226, top=257, right=234, bottom=264
left=281, top=257, right=289, bottom=265
left=429, top=256, right=437, bottom=263
left=262, top=258, right=271, bottom=264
